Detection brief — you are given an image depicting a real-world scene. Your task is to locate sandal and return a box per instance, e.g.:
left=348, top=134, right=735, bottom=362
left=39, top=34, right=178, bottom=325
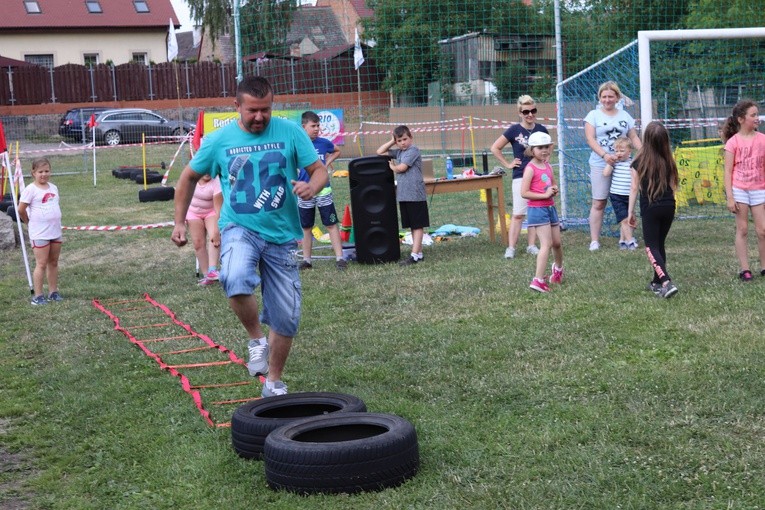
left=739, top=269, right=753, bottom=282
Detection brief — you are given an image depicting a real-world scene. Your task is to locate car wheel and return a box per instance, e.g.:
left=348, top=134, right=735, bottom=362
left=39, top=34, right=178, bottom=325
left=104, top=130, right=122, bottom=146
left=231, top=392, right=367, bottom=460
left=138, top=187, right=174, bottom=202
left=264, top=412, right=419, bottom=494
left=172, top=127, right=188, bottom=137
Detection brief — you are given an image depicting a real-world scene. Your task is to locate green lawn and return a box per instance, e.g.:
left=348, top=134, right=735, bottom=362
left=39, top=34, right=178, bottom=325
left=2, top=151, right=765, bottom=509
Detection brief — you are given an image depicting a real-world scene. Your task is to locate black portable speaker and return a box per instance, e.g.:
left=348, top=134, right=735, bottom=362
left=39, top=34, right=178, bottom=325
left=348, top=156, right=400, bottom=264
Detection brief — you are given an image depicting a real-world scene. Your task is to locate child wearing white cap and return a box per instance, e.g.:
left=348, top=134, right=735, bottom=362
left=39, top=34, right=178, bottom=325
left=521, top=132, right=564, bottom=293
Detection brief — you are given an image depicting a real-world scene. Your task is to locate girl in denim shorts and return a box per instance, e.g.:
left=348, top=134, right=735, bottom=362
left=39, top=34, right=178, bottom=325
left=521, top=132, right=564, bottom=293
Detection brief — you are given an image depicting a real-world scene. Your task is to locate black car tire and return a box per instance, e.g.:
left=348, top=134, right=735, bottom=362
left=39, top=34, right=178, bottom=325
left=264, top=412, right=419, bottom=494
left=134, top=172, right=162, bottom=184
left=138, top=187, right=174, bottom=202
left=112, top=167, right=141, bottom=179
left=104, top=130, right=122, bottom=146
left=231, top=392, right=367, bottom=460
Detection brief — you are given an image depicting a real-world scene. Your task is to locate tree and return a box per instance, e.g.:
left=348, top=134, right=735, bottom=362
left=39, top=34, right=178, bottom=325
left=365, top=0, right=541, bottom=103
left=183, top=0, right=297, bottom=54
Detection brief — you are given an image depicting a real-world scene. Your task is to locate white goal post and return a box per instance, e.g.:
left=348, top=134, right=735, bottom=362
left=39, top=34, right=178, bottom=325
left=638, top=27, right=765, bottom=126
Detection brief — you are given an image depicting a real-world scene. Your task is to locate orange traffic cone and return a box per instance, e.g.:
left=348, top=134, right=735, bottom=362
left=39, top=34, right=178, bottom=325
left=340, top=204, right=352, bottom=242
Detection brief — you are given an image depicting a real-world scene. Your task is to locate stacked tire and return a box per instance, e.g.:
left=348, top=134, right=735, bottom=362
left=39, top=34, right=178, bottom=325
left=231, top=392, right=419, bottom=494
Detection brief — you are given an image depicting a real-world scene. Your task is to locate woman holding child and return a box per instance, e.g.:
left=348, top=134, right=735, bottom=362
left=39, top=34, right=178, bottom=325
left=584, top=81, right=642, bottom=251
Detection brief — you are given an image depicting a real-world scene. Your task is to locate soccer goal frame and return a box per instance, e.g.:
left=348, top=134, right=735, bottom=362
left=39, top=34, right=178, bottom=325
left=638, top=27, right=765, bottom=126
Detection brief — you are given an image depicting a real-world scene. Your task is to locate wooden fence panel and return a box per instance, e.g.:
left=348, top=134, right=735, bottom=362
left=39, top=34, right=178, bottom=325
left=53, top=64, right=91, bottom=103
left=9, top=66, right=51, bottom=105
left=0, top=59, right=381, bottom=105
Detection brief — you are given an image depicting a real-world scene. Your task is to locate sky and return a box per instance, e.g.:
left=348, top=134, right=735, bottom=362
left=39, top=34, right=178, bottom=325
left=170, top=0, right=193, bottom=32
left=170, top=0, right=319, bottom=32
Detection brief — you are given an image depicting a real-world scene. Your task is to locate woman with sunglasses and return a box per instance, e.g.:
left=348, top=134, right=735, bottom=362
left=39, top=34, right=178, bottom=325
left=491, top=95, right=548, bottom=259
left=584, top=81, right=642, bottom=251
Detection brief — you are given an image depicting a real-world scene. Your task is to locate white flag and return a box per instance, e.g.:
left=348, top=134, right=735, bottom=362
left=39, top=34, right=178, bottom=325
left=354, top=28, right=365, bottom=70
left=167, top=18, right=179, bottom=61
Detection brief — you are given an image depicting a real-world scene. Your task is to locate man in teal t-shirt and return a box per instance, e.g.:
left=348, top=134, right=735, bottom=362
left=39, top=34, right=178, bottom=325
left=172, top=76, right=328, bottom=398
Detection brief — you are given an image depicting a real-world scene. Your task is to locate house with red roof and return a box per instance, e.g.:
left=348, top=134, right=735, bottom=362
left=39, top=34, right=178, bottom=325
left=0, top=0, right=180, bottom=67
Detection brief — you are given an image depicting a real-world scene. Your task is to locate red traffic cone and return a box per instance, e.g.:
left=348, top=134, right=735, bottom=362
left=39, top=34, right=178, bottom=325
left=340, top=204, right=352, bottom=242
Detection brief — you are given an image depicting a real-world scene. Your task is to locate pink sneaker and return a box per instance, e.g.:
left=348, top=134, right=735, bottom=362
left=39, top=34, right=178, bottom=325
left=197, top=277, right=216, bottom=286
left=529, top=277, right=550, bottom=293
left=206, top=269, right=219, bottom=281
left=550, top=263, right=564, bottom=284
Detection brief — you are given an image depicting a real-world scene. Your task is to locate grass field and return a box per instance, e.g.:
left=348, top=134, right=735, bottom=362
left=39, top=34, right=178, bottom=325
left=2, top=146, right=765, bottom=509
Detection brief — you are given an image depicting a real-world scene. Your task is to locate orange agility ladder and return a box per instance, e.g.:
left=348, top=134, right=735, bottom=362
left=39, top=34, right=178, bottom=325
left=93, top=293, right=263, bottom=427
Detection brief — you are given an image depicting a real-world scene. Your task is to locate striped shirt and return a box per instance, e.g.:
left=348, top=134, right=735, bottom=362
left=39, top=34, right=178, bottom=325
left=609, top=159, right=632, bottom=195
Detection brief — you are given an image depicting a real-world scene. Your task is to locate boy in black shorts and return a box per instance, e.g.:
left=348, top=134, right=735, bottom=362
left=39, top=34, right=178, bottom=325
left=376, top=125, right=430, bottom=265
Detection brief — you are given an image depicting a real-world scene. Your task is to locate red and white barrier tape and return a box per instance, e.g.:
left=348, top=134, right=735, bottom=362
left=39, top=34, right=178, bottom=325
left=20, top=137, right=190, bottom=156
left=63, top=221, right=175, bottom=231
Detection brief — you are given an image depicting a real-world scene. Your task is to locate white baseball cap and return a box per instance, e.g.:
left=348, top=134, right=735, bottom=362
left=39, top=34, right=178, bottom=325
left=527, top=132, right=553, bottom=147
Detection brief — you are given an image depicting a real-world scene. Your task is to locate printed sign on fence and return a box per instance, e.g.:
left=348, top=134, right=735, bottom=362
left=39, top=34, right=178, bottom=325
left=674, top=143, right=725, bottom=207
left=203, top=109, right=345, bottom=145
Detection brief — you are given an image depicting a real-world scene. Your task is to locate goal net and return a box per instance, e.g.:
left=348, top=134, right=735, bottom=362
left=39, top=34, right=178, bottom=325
left=558, top=29, right=765, bottom=233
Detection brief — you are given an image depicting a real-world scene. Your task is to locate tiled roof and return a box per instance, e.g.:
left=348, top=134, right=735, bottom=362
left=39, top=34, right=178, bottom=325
left=1, top=0, right=178, bottom=29
left=176, top=31, right=198, bottom=62
left=286, top=6, right=347, bottom=50
left=0, top=55, right=39, bottom=67
left=350, top=0, right=374, bottom=18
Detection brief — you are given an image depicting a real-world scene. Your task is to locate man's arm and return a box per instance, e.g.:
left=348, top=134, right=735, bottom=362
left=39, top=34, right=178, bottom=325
left=291, top=160, right=328, bottom=200
left=171, top=165, right=204, bottom=246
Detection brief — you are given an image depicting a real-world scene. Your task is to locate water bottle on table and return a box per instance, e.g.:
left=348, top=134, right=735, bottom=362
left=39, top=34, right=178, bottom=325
left=446, top=156, right=454, bottom=180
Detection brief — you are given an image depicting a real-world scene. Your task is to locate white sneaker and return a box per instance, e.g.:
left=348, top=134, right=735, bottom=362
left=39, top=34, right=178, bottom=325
left=589, top=241, right=600, bottom=251
left=247, top=340, right=269, bottom=376
left=261, top=380, right=288, bottom=397
left=504, top=247, right=515, bottom=259
left=526, top=245, right=540, bottom=255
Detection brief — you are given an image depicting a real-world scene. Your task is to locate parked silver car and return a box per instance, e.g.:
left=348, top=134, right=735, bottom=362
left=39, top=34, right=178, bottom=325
left=93, top=108, right=195, bottom=146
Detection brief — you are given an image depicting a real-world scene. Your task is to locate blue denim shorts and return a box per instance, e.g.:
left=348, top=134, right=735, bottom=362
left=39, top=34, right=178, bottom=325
left=219, top=224, right=302, bottom=337
left=526, top=205, right=560, bottom=227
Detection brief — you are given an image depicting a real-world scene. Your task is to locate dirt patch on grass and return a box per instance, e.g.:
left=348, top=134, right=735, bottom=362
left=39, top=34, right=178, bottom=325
left=0, top=419, right=35, bottom=510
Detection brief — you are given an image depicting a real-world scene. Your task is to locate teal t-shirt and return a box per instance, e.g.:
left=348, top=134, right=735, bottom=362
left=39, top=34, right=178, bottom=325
left=190, top=117, right=319, bottom=244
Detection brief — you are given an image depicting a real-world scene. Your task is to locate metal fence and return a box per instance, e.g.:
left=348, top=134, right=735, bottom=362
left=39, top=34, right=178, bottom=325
left=1, top=56, right=383, bottom=105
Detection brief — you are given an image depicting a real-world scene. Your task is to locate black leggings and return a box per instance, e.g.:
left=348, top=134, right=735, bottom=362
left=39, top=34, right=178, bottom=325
left=640, top=200, right=675, bottom=284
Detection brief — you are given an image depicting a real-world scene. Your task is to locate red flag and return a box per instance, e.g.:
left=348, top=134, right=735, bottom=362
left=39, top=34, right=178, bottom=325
left=191, top=111, right=204, bottom=151
left=87, top=114, right=97, bottom=129
left=0, top=120, right=7, bottom=154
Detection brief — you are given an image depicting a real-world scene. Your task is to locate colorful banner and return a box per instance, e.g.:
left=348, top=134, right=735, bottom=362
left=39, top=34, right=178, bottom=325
left=674, top=143, right=725, bottom=207
left=203, top=109, right=345, bottom=145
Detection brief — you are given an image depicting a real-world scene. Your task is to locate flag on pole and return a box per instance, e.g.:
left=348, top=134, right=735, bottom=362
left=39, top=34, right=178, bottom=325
left=0, top=120, right=7, bottom=196
left=87, top=114, right=97, bottom=129
left=167, top=18, right=179, bottom=61
left=191, top=111, right=204, bottom=152
left=354, top=28, right=365, bottom=70
left=0, top=120, right=7, bottom=155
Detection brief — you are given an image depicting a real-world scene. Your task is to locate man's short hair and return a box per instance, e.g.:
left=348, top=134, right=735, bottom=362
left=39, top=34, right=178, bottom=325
left=236, top=76, right=273, bottom=101
left=302, top=111, right=320, bottom=125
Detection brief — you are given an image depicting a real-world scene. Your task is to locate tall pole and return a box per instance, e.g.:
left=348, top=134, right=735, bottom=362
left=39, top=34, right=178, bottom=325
left=357, top=67, right=363, bottom=155
left=553, top=0, right=568, bottom=221
left=233, top=0, right=243, bottom=83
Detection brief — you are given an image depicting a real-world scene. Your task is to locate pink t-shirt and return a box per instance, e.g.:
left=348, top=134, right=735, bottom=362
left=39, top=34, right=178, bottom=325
left=19, top=182, right=62, bottom=241
left=725, top=131, right=765, bottom=191
left=526, top=162, right=555, bottom=207
left=187, top=177, right=222, bottom=217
